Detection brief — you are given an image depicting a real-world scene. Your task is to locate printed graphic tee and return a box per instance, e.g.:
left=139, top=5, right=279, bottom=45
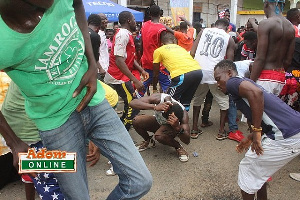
left=194, top=28, right=230, bottom=84
left=0, top=0, right=105, bottom=131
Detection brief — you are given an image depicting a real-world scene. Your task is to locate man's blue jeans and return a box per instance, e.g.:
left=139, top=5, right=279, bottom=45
left=39, top=99, right=152, bottom=200
left=228, top=96, right=238, bottom=131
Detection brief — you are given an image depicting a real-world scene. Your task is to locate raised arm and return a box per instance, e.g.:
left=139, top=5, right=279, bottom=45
left=73, top=0, right=97, bottom=112
left=190, top=30, right=203, bottom=58
left=179, top=16, right=192, bottom=28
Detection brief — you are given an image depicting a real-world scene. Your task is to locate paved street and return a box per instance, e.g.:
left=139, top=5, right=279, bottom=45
left=1, top=100, right=299, bottom=200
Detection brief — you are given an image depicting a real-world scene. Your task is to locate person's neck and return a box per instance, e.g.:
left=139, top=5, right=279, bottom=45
left=120, top=25, right=132, bottom=33
left=151, top=17, right=160, bottom=23
left=180, top=29, right=187, bottom=34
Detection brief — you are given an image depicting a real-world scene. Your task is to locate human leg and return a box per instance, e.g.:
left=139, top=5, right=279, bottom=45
left=167, top=70, right=202, bottom=111
left=154, top=125, right=189, bottom=162
left=158, top=68, right=171, bottom=93
left=238, top=135, right=300, bottom=199
left=191, top=84, right=209, bottom=138
left=86, top=100, right=152, bottom=199
left=228, top=97, right=244, bottom=142
left=133, top=115, right=160, bottom=151
left=209, top=84, right=229, bottom=140
left=111, top=82, right=140, bottom=130
left=39, top=112, right=89, bottom=200
left=201, top=90, right=213, bottom=127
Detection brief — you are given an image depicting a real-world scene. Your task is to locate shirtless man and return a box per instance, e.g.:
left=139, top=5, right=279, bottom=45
left=250, top=0, right=295, bottom=96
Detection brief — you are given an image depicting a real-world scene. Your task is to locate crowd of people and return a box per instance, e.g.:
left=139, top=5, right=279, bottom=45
left=0, top=0, right=300, bottom=200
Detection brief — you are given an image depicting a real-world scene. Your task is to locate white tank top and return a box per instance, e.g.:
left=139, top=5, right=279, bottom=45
left=194, top=28, right=230, bottom=84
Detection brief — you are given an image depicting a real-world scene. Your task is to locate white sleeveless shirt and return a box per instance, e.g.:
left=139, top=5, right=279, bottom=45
left=194, top=28, right=230, bottom=84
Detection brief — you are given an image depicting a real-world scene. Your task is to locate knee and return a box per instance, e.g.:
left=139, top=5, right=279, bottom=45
left=132, top=116, right=140, bottom=128
left=154, top=134, right=163, bottom=143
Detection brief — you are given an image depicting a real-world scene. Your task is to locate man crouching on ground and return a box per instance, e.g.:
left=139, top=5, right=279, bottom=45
left=130, top=93, right=190, bottom=162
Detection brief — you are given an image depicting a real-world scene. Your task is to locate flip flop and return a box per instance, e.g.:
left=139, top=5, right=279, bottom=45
left=200, top=121, right=213, bottom=128
left=190, top=130, right=203, bottom=139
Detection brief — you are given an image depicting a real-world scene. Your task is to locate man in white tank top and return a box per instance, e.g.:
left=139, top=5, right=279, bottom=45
left=190, top=19, right=236, bottom=140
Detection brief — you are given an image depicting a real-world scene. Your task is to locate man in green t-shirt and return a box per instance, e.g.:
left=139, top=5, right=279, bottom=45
left=0, top=1, right=152, bottom=199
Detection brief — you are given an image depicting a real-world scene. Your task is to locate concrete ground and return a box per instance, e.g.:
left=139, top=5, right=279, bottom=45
left=0, top=100, right=299, bottom=200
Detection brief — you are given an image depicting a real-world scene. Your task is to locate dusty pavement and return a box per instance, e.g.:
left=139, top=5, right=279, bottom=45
left=0, top=100, right=299, bottom=200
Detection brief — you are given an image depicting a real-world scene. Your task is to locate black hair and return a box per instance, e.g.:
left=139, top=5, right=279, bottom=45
left=160, top=31, right=175, bottom=44
left=193, top=22, right=202, bottom=35
left=150, top=5, right=161, bottom=17
left=119, top=11, right=132, bottom=25
left=87, top=14, right=102, bottom=26
left=215, top=18, right=229, bottom=27
left=243, top=31, right=257, bottom=41
left=214, top=59, right=237, bottom=73
left=287, top=8, right=299, bottom=21
left=162, top=103, right=184, bottom=123
left=180, top=21, right=188, bottom=30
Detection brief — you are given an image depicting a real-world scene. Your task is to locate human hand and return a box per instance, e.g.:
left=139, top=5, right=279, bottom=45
left=73, top=64, right=97, bottom=112
left=179, top=16, right=186, bottom=21
left=251, top=132, right=264, bottom=155
left=10, top=140, right=30, bottom=170
left=98, top=67, right=106, bottom=76
left=236, top=136, right=252, bottom=153
left=167, top=112, right=180, bottom=131
left=86, top=141, right=100, bottom=167
left=133, top=80, right=145, bottom=92
left=155, top=101, right=172, bottom=112
left=141, top=70, right=149, bottom=81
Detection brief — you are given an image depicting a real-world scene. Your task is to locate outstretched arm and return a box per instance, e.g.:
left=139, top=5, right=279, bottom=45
left=73, top=0, right=97, bottom=112
left=129, top=93, right=171, bottom=111
left=190, top=30, right=203, bottom=58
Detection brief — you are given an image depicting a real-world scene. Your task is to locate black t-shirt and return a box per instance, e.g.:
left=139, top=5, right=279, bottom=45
left=288, top=37, right=300, bottom=72
left=88, top=27, right=100, bottom=62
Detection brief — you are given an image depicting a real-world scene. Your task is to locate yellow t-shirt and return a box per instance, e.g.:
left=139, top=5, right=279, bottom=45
left=153, top=44, right=201, bottom=79
left=99, top=81, right=118, bottom=108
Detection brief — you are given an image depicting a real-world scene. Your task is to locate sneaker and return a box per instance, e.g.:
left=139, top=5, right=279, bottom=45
left=290, top=173, right=300, bottom=182
left=228, top=130, right=244, bottom=142
left=136, top=138, right=155, bottom=152
left=176, top=146, right=189, bottom=162
left=216, top=130, right=227, bottom=140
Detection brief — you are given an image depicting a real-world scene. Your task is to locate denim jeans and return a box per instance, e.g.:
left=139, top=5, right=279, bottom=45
left=39, top=99, right=152, bottom=200
left=228, top=96, right=238, bottom=131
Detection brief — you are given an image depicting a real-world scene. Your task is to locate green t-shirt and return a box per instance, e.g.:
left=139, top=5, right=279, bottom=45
left=1, top=82, right=40, bottom=142
left=0, top=0, right=105, bottom=131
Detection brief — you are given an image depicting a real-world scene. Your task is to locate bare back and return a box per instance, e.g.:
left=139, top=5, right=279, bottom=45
left=257, top=16, right=295, bottom=70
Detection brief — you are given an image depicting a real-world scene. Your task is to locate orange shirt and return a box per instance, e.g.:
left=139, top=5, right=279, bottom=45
left=174, top=28, right=194, bottom=51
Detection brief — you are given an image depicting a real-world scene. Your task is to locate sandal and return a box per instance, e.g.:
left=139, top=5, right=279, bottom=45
left=216, top=130, right=227, bottom=140
left=190, top=130, right=203, bottom=139
left=200, top=121, right=213, bottom=128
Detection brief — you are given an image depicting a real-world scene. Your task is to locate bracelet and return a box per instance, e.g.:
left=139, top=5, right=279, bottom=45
left=153, top=104, right=157, bottom=111
left=251, top=125, right=262, bottom=132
